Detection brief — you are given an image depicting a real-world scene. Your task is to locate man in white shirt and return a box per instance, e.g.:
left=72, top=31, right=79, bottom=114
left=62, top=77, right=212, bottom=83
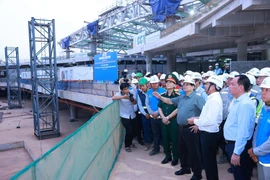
left=188, top=75, right=223, bottom=180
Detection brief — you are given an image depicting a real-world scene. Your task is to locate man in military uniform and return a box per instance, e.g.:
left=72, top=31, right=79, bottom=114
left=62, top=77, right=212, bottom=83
left=158, top=74, right=179, bottom=166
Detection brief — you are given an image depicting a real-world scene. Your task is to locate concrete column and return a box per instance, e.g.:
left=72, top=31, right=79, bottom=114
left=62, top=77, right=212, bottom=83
left=166, top=52, right=176, bottom=73
left=237, top=42, right=247, bottom=61
left=66, top=48, right=70, bottom=59
left=145, top=52, right=152, bottom=73
left=70, top=105, right=77, bottom=122
left=90, top=38, right=97, bottom=55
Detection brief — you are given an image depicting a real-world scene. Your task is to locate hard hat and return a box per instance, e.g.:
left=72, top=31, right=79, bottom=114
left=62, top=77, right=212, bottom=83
left=131, top=79, right=138, bottom=84
left=183, top=77, right=195, bottom=85
left=209, top=65, right=212, bottom=68
left=247, top=68, right=259, bottom=77
left=258, top=67, right=270, bottom=77
left=131, top=72, right=136, bottom=78
left=228, top=71, right=239, bottom=79
left=165, top=74, right=178, bottom=84
left=135, top=72, right=143, bottom=77
left=145, top=72, right=151, bottom=77
left=185, top=70, right=193, bottom=76
left=160, top=74, right=166, bottom=80
left=215, top=63, right=219, bottom=66
left=219, top=74, right=228, bottom=82
left=205, top=75, right=223, bottom=89
left=192, top=72, right=202, bottom=80
left=149, top=75, right=159, bottom=83
left=246, top=74, right=256, bottom=85
left=172, top=71, right=180, bottom=81
left=205, top=71, right=215, bottom=77
left=179, top=74, right=184, bottom=81
left=138, top=77, right=148, bottom=85
left=260, top=77, right=270, bottom=88
left=123, top=69, right=128, bottom=73
left=145, top=77, right=150, bottom=82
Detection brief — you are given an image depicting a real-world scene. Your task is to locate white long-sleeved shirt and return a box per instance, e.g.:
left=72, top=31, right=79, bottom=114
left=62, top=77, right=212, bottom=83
left=194, top=92, right=223, bottom=133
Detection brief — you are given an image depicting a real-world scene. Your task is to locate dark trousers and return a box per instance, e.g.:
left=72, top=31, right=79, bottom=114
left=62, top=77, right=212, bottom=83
left=200, top=131, right=219, bottom=180
left=150, top=118, right=161, bottom=151
left=225, top=140, right=253, bottom=180
left=121, top=117, right=135, bottom=148
left=134, top=112, right=143, bottom=141
left=218, top=120, right=227, bottom=155
left=141, top=114, right=151, bottom=144
left=178, top=126, right=202, bottom=176
left=161, top=119, right=179, bottom=159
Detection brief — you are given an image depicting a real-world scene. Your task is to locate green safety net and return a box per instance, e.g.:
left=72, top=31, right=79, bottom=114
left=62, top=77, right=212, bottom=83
left=10, top=101, right=123, bottom=180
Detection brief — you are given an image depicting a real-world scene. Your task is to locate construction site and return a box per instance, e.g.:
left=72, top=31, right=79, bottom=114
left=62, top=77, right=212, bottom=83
left=1, top=0, right=270, bottom=179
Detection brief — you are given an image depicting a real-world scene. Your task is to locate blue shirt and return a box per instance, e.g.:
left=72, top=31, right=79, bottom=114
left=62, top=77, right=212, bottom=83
left=146, top=87, right=166, bottom=114
left=224, top=93, right=256, bottom=155
left=253, top=105, right=270, bottom=164
left=214, top=68, right=223, bottom=75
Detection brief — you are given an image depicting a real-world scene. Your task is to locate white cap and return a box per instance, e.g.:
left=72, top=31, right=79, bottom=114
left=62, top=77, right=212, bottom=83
left=246, top=74, right=256, bottom=85
left=247, top=68, right=259, bottom=77
left=149, top=75, right=159, bottom=83
left=228, top=71, right=239, bottom=78
left=131, top=79, right=138, bottom=84
left=192, top=72, right=202, bottom=80
left=179, top=74, right=184, bottom=81
left=172, top=71, right=180, bottom=81
left=205, top=75, right=223, bottom=89
left=183, top=77, right=195, bottom=85
left=258, top=67, right=270, bottom=77
left=260, top=77, right=270, bottom=88
left=160, top=74, right=166, bottom=80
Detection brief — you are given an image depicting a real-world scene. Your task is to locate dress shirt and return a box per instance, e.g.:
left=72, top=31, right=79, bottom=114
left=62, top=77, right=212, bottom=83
left=194, top=92, right=223, bottom=133
left=196, top=86, right=208, bottom=101
left=224, top=93, right=256, bottom=155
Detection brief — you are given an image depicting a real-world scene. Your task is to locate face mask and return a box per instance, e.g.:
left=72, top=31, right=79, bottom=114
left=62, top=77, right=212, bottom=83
left=215, top=66, right=219, bottom=69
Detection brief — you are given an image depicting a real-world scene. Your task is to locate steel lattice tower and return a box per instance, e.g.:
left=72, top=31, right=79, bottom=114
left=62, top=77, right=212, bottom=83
left=5, top=47, right=22, bottom=109
left=28, top=17, right=60, bottom=139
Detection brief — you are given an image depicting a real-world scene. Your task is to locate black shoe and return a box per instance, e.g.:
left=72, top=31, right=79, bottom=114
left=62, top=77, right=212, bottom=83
left=227, top=167, right=233, bottom=174
left=171, top=159, right=178, bottom=166
left=175, top=168, right=191, bottom=176
left=138, top=140, right=145, bottom=146
left=161, top=157, right=172, bottom=164
left=149, top=149, right=160, bottom=156
left=190, top=174, right=202, bottom=180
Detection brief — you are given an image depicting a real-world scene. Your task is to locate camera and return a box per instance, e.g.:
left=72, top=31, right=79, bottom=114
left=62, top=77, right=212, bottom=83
left=129, top=93, right=135, bottom=102
left=123, top=78, right=129, bottom=83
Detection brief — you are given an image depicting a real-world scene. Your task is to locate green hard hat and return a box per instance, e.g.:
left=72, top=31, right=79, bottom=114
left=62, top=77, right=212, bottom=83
left=138, top=77, right=148, bottom=85
left=135, top=72, right=143, bottom=77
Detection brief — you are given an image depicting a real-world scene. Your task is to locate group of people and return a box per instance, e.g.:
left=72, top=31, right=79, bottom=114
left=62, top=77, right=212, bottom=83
left=112, top=66, right=270, bottom=180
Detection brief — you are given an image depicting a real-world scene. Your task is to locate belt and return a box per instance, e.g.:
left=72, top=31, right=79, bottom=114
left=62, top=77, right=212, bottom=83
left=179, top=124, right=192, bottom=128
left=225, top=140, right=235, bottom=144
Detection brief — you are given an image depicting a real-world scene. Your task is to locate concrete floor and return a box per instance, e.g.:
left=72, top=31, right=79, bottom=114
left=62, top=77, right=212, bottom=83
left=109, top=142, right=258, bottom=180
left=0, top=97, right=91, bottom=180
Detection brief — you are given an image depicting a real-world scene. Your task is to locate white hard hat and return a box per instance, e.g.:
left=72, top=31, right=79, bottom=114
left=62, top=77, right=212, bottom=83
left=219, top=74, right=228, bottom=82
left=228, top=71, right=239, bottom=79
left=185, top=70, right=193, bottom=76
left=145, top=72, right=151, bottom=77
left=160, top=74, right=166, bottom=80
left=205, top=75, right=223, bottom=89
left=260, top=77, right=270, bottom=88
left=172, top=71, right=180, bottom=81
left=258, top=67, right=270, bottom=77
left=123, top=69, right=128, bottom=73
left=131, top=72, right=136, bottom=78
left=246, top=74, right=256, bottom=85
left=247, top=68, right=259, bottom=77
left=179, top=74, right=184, bottom=81
left=131, top=79, right=138, bottom=84
left=183, top=77, right=195, bottom=85
left=192, top=72, right=202, bottom=80
left=215, top=63, right=219, bottom=66
left=149, top=75, right=159, bottom=83
left=205, top=71, right=215, bottom=77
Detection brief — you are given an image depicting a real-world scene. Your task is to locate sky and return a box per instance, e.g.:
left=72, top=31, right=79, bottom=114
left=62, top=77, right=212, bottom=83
left=0, top=0, right=116, bottom=61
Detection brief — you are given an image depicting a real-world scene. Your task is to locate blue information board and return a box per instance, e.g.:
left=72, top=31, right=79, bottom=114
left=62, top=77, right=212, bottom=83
left=94, top=52, right=118, bottom=83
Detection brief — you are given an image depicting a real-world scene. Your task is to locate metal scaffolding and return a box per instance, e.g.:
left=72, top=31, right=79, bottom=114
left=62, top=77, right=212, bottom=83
left=28, top=17, right=60, bottom=139
left=5, top=47, right=22, bottom=109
